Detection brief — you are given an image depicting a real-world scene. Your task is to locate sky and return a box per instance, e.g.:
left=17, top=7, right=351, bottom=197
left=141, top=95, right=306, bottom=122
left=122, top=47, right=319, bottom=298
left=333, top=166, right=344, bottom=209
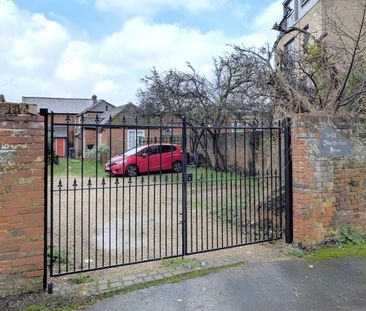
left=0, top=0, right=283, bottom=106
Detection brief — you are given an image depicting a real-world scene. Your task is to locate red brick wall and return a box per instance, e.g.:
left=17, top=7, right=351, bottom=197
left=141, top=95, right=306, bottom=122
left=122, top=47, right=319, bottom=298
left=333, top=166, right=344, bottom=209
left=0, top=102, right=44, bottom=296
left=292, top=113, right=366, bottom=246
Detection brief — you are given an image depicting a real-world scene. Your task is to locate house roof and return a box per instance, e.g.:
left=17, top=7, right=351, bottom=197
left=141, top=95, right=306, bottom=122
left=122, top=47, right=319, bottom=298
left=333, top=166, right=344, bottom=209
left=99, top=103, right=144, bottom=124
left=22, top=96, right=94, bottom=114
left=99, top=105, right=129, bottom=124
left=78, top=99, right=115, bottom=116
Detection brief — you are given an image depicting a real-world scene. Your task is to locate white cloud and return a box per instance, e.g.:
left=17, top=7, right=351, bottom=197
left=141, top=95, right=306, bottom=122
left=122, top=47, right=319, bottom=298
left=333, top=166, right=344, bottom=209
left=93, top=80, right=120, bottom=98
left=95, top=0, right=225, bottom=15
left=253, top=0, right=283, bottom=30
left=0, top=0, right=280, bottom=106
left=55, top=41, right=91, bottom=81
left=230, top=2, right=251, bottom=19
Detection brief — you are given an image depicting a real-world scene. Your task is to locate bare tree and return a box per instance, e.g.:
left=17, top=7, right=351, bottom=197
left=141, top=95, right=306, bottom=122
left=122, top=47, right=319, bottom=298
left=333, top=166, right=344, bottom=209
left=137, top=49, right=274, bottom=170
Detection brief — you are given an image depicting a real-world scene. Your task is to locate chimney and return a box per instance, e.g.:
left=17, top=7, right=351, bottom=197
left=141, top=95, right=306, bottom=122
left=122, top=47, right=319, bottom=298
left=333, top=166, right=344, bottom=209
left=0, top=94, right=5, bottom=102
left=92, top=94, right=97, bottom=105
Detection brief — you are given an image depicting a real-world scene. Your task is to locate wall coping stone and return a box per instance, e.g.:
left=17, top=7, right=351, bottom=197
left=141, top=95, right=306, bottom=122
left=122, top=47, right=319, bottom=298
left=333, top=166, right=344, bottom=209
left=0, top=102, right=37, bottom=116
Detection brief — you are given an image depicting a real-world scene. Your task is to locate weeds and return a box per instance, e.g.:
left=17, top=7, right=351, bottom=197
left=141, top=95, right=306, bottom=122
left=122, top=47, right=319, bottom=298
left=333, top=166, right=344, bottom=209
left=48, top=248, right=68, bottom=264
left=337, top=225, right=364, bottom=245
left=68, top=274, right=91, bottom=285
left=288, top=247, right=305, bottom=258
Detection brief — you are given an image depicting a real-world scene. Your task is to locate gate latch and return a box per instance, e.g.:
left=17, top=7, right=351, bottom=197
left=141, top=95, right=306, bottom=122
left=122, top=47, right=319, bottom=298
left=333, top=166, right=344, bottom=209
left=187, top=173, right=193, bottom=182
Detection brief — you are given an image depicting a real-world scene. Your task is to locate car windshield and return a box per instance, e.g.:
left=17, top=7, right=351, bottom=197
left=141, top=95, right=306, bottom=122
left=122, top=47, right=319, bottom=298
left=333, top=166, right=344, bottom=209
left=120, top=146, right=145, bottom=156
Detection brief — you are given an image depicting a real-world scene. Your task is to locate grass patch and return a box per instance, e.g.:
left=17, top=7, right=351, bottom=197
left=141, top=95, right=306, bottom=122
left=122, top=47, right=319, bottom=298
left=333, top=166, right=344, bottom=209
left=189, top=167, right=263, bottom=186
left=51, top=158, right=108, bottom=178
left=306, top=243, right=366, bottom=261
left=51, top=159, right=262, bottom=184
left=163, top=257, right=200, bottom=269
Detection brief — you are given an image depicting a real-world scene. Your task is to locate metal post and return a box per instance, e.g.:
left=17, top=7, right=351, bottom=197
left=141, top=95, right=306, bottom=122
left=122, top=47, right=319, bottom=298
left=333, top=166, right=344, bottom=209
left=284, top=118, right=293, bottom=243
left=39, top=108, right=48, bottom=292
left=50, top=112, right=54, bottom=279
left=181, top=117, right=188, bottom=256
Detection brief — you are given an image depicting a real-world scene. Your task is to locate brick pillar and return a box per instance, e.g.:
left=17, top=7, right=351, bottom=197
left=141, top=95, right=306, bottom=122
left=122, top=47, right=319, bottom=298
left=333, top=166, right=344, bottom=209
left=291, top=113, right=366, bottom=246
left=0, top=102, right=44, bottom=296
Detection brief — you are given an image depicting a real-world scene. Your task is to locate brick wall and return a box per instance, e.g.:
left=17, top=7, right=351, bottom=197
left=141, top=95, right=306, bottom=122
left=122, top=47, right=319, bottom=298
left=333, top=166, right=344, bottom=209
left=0, top=102, right=44, bottom=296
left=292, top=113, right=366, bottom=246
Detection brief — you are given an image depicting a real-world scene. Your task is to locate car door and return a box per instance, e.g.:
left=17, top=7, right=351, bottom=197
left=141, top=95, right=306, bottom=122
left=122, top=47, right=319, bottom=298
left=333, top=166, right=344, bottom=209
left=146, top=146, right=160, bottom=172
left=136, top=147, right=149, bottom=173
left=161, top=145, right=174, bottom=170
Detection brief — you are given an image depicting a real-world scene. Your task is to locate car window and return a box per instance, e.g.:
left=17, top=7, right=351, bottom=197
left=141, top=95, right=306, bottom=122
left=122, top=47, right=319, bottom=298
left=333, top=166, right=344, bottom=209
left=161, top=145, right=175, bottom=153
left=149, top=146, right=159, bottom=155
left=122, top=146, right=145, bottom=156
left=137, top=147, right=148, bottom=156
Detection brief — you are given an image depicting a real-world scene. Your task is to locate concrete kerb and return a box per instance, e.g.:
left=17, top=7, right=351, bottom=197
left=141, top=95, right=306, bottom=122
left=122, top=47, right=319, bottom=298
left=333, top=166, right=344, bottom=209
left=51, top=255, right=247, bottom=297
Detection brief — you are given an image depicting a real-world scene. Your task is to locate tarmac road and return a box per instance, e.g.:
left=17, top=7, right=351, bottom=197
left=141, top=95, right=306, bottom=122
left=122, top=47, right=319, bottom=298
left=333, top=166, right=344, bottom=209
left=87, top=258, right=366, bottom=311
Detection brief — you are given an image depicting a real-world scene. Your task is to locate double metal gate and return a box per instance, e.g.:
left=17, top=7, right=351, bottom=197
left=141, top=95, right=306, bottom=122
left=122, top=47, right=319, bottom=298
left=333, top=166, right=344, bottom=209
left=42, top=110, right=293, bottom=285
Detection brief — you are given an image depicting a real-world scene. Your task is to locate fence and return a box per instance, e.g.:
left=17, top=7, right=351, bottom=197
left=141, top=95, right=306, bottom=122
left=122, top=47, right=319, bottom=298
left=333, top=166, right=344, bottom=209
left=46, top=112, right=288, bottom=278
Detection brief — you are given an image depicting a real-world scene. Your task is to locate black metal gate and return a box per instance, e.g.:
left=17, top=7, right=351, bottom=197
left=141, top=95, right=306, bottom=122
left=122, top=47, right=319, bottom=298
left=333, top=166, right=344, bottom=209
left=43, top=110, right=292, bottom=283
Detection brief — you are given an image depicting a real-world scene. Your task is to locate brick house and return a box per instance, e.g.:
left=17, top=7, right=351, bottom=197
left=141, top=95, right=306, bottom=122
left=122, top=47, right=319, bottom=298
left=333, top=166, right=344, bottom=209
left=85, top=102, right=183, bottom=158
left=23, top=95, right=114, bottom=157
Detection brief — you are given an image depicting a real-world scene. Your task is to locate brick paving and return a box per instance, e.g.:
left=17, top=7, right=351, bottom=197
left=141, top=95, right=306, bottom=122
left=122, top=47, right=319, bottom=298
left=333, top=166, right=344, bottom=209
left=91, top=256, right=245, bottom=295
left=52, top=255, right=248, bottom=297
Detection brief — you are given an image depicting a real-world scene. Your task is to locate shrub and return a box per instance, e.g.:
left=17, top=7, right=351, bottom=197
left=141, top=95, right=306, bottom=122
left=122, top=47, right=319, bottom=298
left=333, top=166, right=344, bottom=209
left=85, top=145, right=112, bottom=162
left=337, top=225, right=364, bottom=245
left=48, top=141, right=59, bottom=165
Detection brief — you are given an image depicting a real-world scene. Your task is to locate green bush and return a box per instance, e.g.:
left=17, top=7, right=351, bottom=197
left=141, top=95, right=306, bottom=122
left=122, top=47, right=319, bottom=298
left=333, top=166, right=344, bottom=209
left=337, top=225, right=364, bottom=245
left=48, top=141, right=59, bottom=165
left=85, top=144, right=112, bottom=162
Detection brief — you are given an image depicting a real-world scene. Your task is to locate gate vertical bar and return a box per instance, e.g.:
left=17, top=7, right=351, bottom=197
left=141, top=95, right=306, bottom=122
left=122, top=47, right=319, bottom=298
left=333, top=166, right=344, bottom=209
left=40, top=108, right=48, bottom=291
left=181, top=117, right=188, bottom=256
left=50, top=112, right=54, bottom=276
left=284, top=118, right=293, bottom=243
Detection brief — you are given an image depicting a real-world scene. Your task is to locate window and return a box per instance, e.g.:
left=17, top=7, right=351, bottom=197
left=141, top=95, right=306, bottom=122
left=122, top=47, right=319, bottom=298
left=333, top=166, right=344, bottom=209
left=284, top=0, right=296, bottom=28
left=301, top=0, right=310, bottom=6
left=161, top=145, right=175, bottom=153
left=127, top=130, right=145, bottom=149
left=284, top=39, right=296, bottom=72
left=147, top=146, right=159, bottom=155
left=123, top=146, right=145, bottom=156
left=286, top=39, right=296, bottom=53
left=231, top=121, right=245, bottom=133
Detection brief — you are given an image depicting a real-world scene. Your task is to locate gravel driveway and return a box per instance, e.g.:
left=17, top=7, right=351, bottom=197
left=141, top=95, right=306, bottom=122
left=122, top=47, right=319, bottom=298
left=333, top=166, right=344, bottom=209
left=49, top=172, right=281, bottom=275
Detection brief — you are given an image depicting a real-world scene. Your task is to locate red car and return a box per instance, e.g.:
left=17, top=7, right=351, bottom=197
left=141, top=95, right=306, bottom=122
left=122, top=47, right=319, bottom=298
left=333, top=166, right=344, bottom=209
left=105, top=144, right=183, bottom=177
